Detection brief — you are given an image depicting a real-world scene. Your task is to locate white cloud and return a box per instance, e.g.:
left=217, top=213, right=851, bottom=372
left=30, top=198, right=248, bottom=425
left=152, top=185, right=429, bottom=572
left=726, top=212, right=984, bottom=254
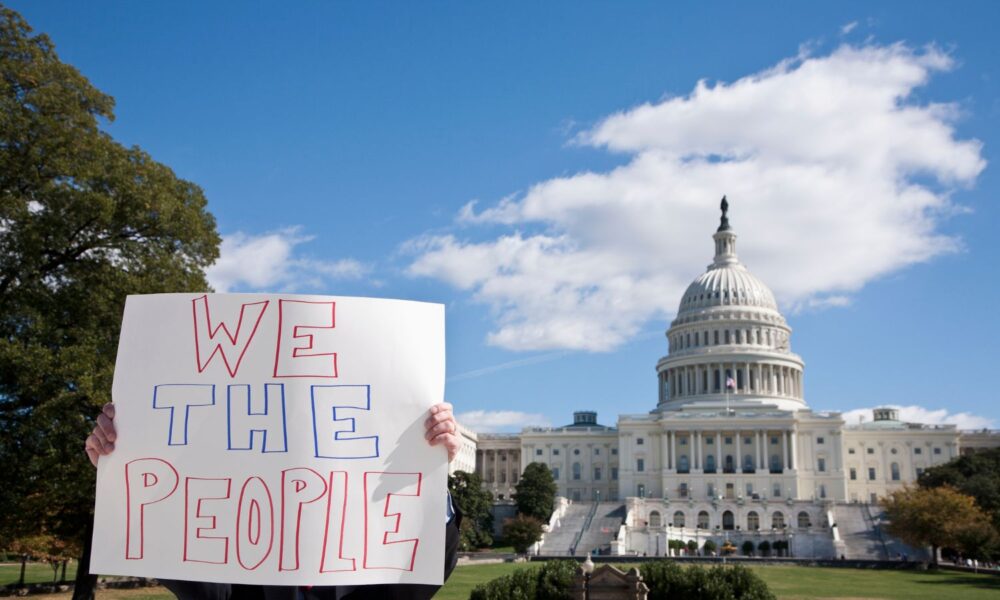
left=457, top=410, right=552, bottom=433
left=840, top=405, right=995, bottom=430
left=407, top=43, right=986, bottom=351
left=841, top=21, right=859, bottom=35
left=206, top=227, right=369, bottom=292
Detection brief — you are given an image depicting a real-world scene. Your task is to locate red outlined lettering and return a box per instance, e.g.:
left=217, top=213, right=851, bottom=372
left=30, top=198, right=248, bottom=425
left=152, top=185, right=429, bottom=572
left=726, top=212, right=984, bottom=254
left=273, top=300, right=338, bottom=378
left=125, top=458, right=179, bottom=560
left=362, top=472, right=422, bottom=571
left=319, top=471, right=356, bottom=573
left=192, top=295, right=269, bottom=378
left=236, top=476, right=274, bottom=570
left=183, top=477, right=232, bottom=564
left=279, top=467, right=327, bottom=571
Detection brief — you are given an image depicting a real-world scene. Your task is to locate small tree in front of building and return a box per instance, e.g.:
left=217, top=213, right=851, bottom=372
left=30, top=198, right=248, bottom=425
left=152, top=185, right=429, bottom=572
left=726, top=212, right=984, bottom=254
left=686, top=539, right=698, bottom=555
left=742, top=540, right=756, bottom=556
left=882, top=485, right=996, bottom=565
left=514, top=463, right=557, bottom=522
left=503, top=515, right=545, bottom=554
left=448, top=470, right=494, bottom=550
left=758, top=540, right=771, bottom=557
left=703, top=539, right=717, bottom=555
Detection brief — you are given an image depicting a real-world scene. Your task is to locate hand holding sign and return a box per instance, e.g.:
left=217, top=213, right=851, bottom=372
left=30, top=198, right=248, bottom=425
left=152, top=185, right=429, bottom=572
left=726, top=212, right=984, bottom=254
left=90, top=294, right=449, bottom=587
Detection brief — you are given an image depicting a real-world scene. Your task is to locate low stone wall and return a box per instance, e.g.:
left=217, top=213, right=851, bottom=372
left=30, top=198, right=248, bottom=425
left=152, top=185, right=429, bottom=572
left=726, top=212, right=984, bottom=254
left=531, top=555, right=941, bottom=571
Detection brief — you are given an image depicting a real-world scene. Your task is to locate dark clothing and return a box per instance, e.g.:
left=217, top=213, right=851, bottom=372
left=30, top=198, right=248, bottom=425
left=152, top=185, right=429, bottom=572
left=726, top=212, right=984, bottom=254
left=161, top=509, right=461, bottom=600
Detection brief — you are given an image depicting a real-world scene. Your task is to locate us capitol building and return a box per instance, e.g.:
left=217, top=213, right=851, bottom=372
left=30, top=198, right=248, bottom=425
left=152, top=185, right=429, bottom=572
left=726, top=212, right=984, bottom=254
left=465, top=200, right=1000, bottom=558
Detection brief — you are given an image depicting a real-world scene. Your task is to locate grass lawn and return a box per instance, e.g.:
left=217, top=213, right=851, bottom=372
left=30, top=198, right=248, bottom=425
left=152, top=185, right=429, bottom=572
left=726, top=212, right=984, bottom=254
left=434, top=561, right=1000, bottom=600
left=6, top=562, right=999, bottom=599
left=0, top=562, right=77, bottom=586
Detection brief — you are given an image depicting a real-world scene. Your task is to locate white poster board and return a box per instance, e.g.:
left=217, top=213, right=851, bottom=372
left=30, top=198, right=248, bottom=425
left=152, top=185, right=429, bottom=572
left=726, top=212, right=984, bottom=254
left=91, top=294, right=447, bottom=586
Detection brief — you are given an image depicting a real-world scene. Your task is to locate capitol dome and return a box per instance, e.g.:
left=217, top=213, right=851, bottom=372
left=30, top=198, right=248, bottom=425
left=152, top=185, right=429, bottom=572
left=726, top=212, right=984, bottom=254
left=655, top=197, right=806, bottom=413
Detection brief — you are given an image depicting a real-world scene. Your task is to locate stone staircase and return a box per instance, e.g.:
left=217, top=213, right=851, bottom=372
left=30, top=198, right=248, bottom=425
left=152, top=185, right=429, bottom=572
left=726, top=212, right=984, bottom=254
left=832, top=503, right=928, bottom=561
left=539, top=502, right=625, bottom=556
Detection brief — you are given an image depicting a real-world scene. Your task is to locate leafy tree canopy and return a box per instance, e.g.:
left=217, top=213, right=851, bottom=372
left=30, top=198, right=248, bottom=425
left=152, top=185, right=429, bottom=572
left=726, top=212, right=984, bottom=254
left=448, top=470, right=494, bottom=550
left=882, top=485, right=998, bottom=564
left=502, top=515, right=544, bottom=554
left=514, top=462, right=557, bottom=522
left=0, top=5, right=219, bottom=551
left=919, top=448, right=1000, bottom=529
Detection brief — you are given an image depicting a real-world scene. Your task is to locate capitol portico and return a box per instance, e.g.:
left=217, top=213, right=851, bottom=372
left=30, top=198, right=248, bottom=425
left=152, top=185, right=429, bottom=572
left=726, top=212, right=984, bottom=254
left=472, top=199, right=1000, bottom=559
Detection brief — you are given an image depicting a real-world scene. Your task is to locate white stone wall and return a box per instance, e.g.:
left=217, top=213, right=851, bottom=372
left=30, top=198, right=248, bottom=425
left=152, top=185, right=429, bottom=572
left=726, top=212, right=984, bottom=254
left=521, top=428, right=619, bottom=502
left=449, top=423, right=478, bottom=476
left=842, top=426, right=959, bottom=503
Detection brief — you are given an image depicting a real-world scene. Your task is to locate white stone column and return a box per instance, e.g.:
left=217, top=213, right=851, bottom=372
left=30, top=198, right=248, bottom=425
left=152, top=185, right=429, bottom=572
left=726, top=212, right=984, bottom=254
left=671, top=431, right=677, bottom=471
left=781, top=433, right=788, bottom=472
left=790, top=430, right=797, bottom=470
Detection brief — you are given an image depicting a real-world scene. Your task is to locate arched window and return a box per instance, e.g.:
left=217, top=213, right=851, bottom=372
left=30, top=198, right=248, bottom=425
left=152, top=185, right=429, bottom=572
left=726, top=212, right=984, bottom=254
left=797, top=511, right=811, bottom=528
left=705, top=455, right=716, bottom=473
left=678, top=455, right=690, bottom=473
left=891, top=462, right=900, bottom=481
left=722, top=510, right=735, bottom=530
left=649, top=511, right=662, bottom=528
left=743, top=454, right=754, bottom=472
left=673, top=511, right=686, bottom=528
left=572, top=462, right=581, bottom=480
left=724, top=455, right=734, bottom=473
left=747, top=511, right=760, bottom=530
left=772, top=512, right=785, bottom=529
left=697, top=511, right=710, bottom=529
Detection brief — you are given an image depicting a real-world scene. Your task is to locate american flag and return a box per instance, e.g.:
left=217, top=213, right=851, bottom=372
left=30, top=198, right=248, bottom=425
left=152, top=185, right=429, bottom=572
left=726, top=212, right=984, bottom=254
left=726, top=377, right=736, bottom=390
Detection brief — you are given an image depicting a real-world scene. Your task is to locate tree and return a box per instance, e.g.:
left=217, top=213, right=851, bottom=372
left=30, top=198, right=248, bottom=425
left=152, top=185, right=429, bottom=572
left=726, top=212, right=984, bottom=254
left=882, top=485, right=997, bottom=565
left=503, top=515, right=544, bottom=554
left=702, top=539, right=717, bottom=555
left=514, top=462, right=557, bottom=522
left=758, top=540, right=771, bottom=557
left=742, top=540, right=755, bottom=556
left=448, top=470, right=494, bottom=550
left=919, top=448, right=1000, bottom=530
left=0, top=6, right=219, bottom=596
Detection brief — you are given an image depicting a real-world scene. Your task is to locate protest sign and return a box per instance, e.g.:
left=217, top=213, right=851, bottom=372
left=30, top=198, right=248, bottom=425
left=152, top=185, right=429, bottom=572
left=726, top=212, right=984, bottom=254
left=91, top=294, right=447, bottom=586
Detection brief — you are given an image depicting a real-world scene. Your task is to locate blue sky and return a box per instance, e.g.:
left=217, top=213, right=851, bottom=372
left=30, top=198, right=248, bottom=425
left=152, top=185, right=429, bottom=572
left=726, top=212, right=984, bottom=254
left=13, top=1, right=1000, bottom=431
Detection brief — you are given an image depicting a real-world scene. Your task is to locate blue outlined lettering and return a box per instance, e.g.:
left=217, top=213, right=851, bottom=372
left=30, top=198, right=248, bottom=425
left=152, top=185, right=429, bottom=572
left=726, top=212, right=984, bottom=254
left=311, top=385, right=379, bottom=459
left=153, top=384, right=216, bottom=446
left=227, top=383, right=288, bottom=453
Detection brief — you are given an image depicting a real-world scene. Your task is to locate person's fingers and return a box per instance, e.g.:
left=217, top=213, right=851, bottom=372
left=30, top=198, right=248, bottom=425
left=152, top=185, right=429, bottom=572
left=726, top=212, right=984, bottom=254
left=85, top=445, right=99, bottom=468
left=102, top=402, right=115, bottom=420
left=92, top=424, right=111, bottom=447
left=85, top=433, right=113, bottom=467
left=429, top=432, right=460, bottom=462
left=425, top=418, right=456, bottom=441
left=424, top=408, right=454, bottom=430
left=430, top=402, right=453, bottom=414
left=96, top=412, right=116, bottom=442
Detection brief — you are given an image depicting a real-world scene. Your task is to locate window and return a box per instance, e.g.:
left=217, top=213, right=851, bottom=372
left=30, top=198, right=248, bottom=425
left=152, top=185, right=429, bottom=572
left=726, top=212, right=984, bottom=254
left=891, top=462, right=900, bottom=481
left=771, top=436, right=779, bottom=445
left=747, top=511, right=760, bottom=530
left=552, top=467, right=560, bottom=480
left=797, top=511, right=811, bottom=528
left=714, top=330, right=719, bottom=345
left=914, top=448, right=922, bottom=455
left=678, top=455, right=690, bottom=473
left=770, top=455, right=781, bottom=472
left=934, top=447, right=942, bottom=455
left=724, top=436, right=733, bottom=445
left=574, top=449, right=580, bottom=455
left=673, top=511, right=686, bottom=527
left=706, top=436, right=714, bottom=445
left=697, top=511, right=710, bottom=529
left=772, top=512, right=785, bottom=528
left=850, top=467, right=857, bottom=480
left=819, top=485, right=826, bottom=499
left=817, top=437, right=825, bottom=445
left=705, top=455, right=716, bottom=473
left=707, top=483, right=715, bottom=498
left=535, top=449, right=542, bottom=456
left=572, top=463, right=581, bottom=480
left=594, top=467, right=602, bottom=480
left=702, top=331, right=708, bottom=345
left=890, top=448, right=897, bottom=455
left=725, top=330, right=731, bottom=344
left=637, top=438, right=645, bottom=445
left=679, top=483, right=688, bottom=498
left=746, top=483, right=754, bottom=495
left=612, top=448, right=618, bottom=455
left=637, top=458, right=645, bottom=472
left=611, top=467, right=618, bottom=480
left=680, top=437, right=688, bottom=445
left=848, top=448, right=856, bottom=454
left=817, top=458, right=826, bottom=472
left=744, top=437, right=752, bottom=445
left=772, top=483, right=781, bottom=498
left=553, top=449, right=560, bottom=456
left=867, top=448, right=874, bottom=455
left=649, top=511, right=662, bottom=528
left=637, top=484, right=646, bottom=497
left=868, top=467, right=876, bottom=481
left=594, top=448, right=600, bottom=455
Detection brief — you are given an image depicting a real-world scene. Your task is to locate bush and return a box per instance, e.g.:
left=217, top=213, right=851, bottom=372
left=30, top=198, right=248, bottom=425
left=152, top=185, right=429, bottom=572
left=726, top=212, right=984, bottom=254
left=686, top=539, right=699, bottom=554
left=470, top=560, right=576, bottom=600
left=504, top=515, right=546, bottom=553
left=703, top=539, right=717, bottom=555
left=758, top=540, right=771, bottom=557
left=641, top=562, right=775, bottom=600
left=742, top=540, right=755, bottom=556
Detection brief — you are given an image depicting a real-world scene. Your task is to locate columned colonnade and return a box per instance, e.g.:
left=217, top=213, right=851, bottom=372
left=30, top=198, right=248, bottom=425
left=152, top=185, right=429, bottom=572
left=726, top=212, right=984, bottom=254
left=660, top=362, right=802, bottom=400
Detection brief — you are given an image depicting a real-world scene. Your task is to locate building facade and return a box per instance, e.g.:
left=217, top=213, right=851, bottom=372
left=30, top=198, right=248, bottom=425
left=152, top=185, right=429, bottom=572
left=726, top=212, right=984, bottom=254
left=471, top=202, right=1000, bottom=557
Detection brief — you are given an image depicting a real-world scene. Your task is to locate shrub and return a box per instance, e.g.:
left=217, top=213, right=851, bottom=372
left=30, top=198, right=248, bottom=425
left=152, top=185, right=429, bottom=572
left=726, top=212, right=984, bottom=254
left=686, top=539, right=699, bottom=554
left=641, top=562, right=775, bottom=600
left=504, top=515, right=545, bottom=553
left=742, top=540, right=755, bottom=556
left=703, top=539, right=717, bottom=555
left=758, top=540, right=771, bottom=557
left=470, top=561, right=576, bottom=600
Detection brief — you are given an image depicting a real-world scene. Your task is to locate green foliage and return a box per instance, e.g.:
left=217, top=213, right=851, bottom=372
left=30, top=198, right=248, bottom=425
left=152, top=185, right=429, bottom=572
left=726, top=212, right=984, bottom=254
left=742, top=540, right=755, bottom=556
left=640, top=562, right=775, bottom=600
left=883, top=485, right=998, bottom=564
left=920, top=448, right=1000, bottom=530
left=469, top=560, right=576, bottom=600
left=757, top=540, right=771, bottom=556
left=686, top=539, right=698, bottom=554
left=503, top=514, right=545, bottom=554
left=515, top=463, right=557, bottom=521
left=449, top=470, right=494, bottom=550
left=0, top=4, right=219, bottom=555
left=703, top=539, right=717, bottom=554
left=772, top=540, right=787, bottom=556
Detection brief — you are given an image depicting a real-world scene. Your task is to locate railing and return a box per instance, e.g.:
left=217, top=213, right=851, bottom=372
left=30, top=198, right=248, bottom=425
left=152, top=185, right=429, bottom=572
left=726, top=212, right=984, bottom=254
left=569, top=502, right=599, bottom=556
left=862, top=503, right=889, bottom=559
